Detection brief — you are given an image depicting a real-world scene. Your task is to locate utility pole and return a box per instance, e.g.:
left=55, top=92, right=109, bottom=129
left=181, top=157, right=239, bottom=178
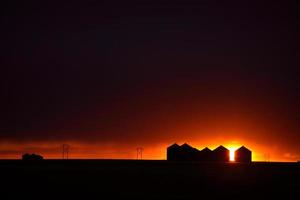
left=136, top=147, right=143, bottom=160
left=62, top=144, right=70, bottom=159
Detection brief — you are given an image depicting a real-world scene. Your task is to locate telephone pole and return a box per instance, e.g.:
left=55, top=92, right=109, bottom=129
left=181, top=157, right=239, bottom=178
left=62, top=144, right=70, bottom=159
left=136, top=147, right=143, bottom=160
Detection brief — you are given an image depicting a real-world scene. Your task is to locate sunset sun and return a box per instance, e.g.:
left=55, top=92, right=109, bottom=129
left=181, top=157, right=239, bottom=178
left=229, top=148, right=237, bottom=162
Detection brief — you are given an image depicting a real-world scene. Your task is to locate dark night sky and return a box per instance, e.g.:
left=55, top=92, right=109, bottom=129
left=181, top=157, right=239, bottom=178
left=1, top=1, right=299, bottom=160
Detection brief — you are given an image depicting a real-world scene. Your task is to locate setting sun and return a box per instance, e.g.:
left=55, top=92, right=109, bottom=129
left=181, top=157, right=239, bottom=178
left=229, top=149, right=235, bottom=161
left=228, top=148, right=237, bottom=162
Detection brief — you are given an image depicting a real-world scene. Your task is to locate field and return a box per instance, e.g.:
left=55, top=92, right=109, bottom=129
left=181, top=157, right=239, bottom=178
left=0, top=160, right=299, bottom=199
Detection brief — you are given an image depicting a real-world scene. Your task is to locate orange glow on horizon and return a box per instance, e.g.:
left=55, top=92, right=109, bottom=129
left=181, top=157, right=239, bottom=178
left=0, top=140, right=298, bottom=162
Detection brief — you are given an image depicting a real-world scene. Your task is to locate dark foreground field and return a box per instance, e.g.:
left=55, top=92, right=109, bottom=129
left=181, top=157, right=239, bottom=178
left=0, top=160, right=299, bottom=199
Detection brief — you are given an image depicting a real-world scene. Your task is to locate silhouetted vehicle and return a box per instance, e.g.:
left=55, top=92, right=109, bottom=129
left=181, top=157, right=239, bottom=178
left=235, top=146, right=252, bottom=163
left=212, top=145, right=230, bottom=162
left=22, top=153, right=44, bottom=161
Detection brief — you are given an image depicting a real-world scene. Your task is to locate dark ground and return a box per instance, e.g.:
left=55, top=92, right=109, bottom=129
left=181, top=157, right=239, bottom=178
left=0, top=160, right=299, bottom=199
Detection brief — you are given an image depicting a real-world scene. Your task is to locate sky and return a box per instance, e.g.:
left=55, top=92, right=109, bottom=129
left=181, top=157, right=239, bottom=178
left=1, top=1, right=299, bottom=161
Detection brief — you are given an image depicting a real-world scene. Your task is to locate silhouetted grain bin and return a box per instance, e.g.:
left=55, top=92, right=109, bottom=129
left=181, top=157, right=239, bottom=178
left=22, top=153, right=44, bottom=161
left=167, top=143, right=181, bottom=161
left=212, top=145, right=230, bottom=162
left=199, top=147, right=213, bottom=161
left=180, top=143, right=199, bottom=161
left=167, top=143, right=247, bottom=162
left=235, top=146, right=252, bottom=163
left=167, top=143, right=199, bottom=161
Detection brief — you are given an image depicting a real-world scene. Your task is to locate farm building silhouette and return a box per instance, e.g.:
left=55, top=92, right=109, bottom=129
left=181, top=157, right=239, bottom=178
left=235, top=146, right=252, bottom=163
left=167, top=143, right=252, bottom=163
